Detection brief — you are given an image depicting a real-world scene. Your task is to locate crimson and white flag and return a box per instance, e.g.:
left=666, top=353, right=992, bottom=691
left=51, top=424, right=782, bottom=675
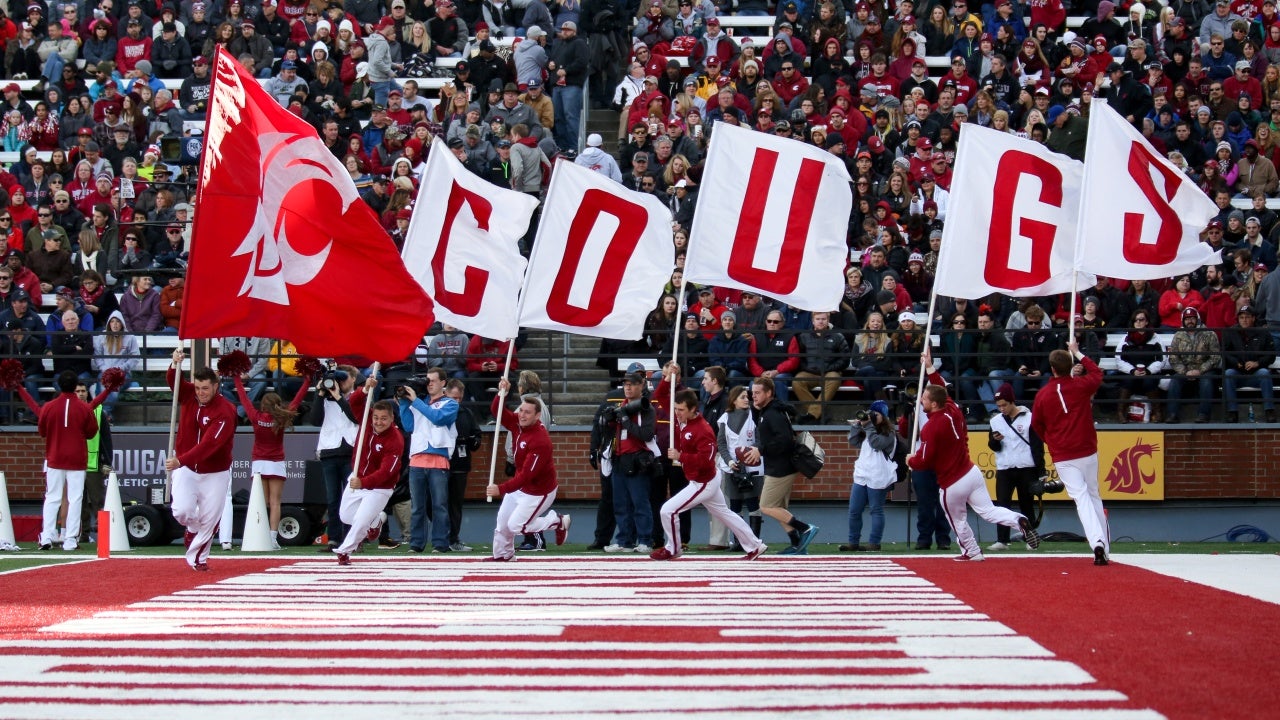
left=401, top=137, right=538, bottom=340
left=935, top=124, right=1092, bottom=298
left=1077, top=100, right=1221, bottom=279
left=517, top=159, right=672, bottom=340
left=181, top=48, right=434, bottom=362
left=684, top=122, right=851, bottom=311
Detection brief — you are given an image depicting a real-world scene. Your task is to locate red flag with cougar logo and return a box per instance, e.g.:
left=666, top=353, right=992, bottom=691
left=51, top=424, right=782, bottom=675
left=180, top=48, right=434, bottom=362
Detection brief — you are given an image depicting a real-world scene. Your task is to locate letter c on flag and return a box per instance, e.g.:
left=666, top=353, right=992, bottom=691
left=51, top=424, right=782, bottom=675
left=546, top=189, right=647, bottom=327
left=986, top=151, right=1062, bottom=289
left=432, top=180, right=493, bottom=317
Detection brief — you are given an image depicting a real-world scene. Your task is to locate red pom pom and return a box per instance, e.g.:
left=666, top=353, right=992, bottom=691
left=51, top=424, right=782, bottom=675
left=216, top=350, right=252, bottom=377
left=295, top=356, right=324, bottom=378
left=0, top=359, right=25, bottom=391
left=100, top=367, right=126, bottom=393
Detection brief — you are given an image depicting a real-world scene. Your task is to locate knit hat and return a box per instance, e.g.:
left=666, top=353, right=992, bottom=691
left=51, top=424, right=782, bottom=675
left=869, top=400, right=890, bottom=418
left=993, top=383, right=1015, bottom=403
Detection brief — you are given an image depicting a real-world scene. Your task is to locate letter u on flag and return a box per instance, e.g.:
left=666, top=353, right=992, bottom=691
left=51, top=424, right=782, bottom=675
left=180, top=48, right=434, bottom=362
left=517, top=159, right=673, bottom=340
left=684, top=122, right=852, bottom=311
left=935, top=124, right=1092, bottom=298
left=401, top=137, right=538, bottom=340
left=1077, top=100, right=1221, bottom=279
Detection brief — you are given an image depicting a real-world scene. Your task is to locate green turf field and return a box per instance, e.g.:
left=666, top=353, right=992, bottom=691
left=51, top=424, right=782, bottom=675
left=0, top=539, right=1274, bottom=573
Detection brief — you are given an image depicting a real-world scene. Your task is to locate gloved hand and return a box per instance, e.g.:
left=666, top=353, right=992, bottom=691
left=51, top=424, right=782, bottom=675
left=589, top=449, right=599, bottom=470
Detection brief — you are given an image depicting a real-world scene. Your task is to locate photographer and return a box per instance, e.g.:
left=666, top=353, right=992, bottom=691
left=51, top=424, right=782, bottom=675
left=602, top=369, right=658, bottom=554
left=840, top=400, right=903, bottom=552
left=309, top=365, right=361, bottom=552
left=397, top=367, right=458, bottom=554
left=987, top=383, right=1046, bottom=551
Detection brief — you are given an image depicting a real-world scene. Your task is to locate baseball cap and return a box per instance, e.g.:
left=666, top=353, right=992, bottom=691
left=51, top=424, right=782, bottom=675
left=9, top=288, right=30, bottom=302
left=622, top=371, right=646, bottom=384
left=1239, top=304, right=1258, bottom=315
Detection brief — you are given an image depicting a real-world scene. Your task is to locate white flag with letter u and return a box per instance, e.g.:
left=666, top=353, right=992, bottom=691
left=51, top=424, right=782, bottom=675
left=684, top=122, right=852, bottom=311
left=935, top=124, right=1091, bottom=298
left=517, top=159, right=673, bottom=340
left=1077, top=100, right=1220, bottom=279
left=401, top=137, right=539, bottom=340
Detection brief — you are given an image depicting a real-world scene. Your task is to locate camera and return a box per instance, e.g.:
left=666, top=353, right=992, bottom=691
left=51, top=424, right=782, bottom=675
left=727, top=468, right=755, bottom=492
left=854, top=410, right=870, bottom=423
left=1031, top=476, right=1066, bottom=495
left=395, top=385, right=413, bottom=400
left=319, top=377, right=338, bottom=393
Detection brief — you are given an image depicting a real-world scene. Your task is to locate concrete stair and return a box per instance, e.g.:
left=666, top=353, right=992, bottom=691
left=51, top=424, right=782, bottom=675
left=519, top=330, right=613, bottom=426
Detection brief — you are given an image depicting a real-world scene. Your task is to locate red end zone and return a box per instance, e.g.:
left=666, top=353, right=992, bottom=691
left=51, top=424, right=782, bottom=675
left=0, top=556, right=1275, bottom=719
left=899, top=557, right=1280, bottom=720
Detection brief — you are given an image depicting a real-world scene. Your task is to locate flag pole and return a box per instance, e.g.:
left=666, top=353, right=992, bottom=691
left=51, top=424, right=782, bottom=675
left=909, top=285, right=940, bottom=451
left=350, top=362, right=381, bottom=489
left=668, top=276, right=689, bottom=450
left=485, top=341, right=518, bottom=503
left=164, top=340, right=187, bottom=505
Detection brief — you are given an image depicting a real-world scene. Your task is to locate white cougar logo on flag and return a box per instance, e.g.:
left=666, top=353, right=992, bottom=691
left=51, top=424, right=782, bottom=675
left=233, top=132, right=354, bottom=304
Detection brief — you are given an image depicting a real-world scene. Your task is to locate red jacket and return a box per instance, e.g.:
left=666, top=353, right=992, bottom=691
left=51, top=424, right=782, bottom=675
left=1031, top=354, right=1102, bottom=463
left=236, top=375, right=311, bottom=462
left=906, top=370, right=973, bottom=488
left=466, top=336, right=517, bottom=373
left=492, top=394, right=557, bottom=496
left=167, top=367, right=238, bottom=473
left=352, top=424, right=403, bottom=490
left=36, top=392, right=99, bottom=470
left=673, top=413, right=716, bottom=483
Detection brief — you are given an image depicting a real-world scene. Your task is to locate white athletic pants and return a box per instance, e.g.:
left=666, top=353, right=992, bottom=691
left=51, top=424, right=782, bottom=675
left=42, top=468, right=85, bottom=549
left=939, top=466, right=1026, bottom=559
left=335, top=486, right=393, bottom=555
left=171, top=467, right=232, bottom=567
left=1054, top=454, right=1110, bottom=555
left=661, top=474, right=763, bottom=556
left=492, top=489, right=559, bottom=559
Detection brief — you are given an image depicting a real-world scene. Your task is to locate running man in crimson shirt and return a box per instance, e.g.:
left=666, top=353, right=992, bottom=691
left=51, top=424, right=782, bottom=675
left=165, top=348, right=239, bottom=572
left=652, top=389, right=766, bottom=561
left=485, top=377, right=569, bottom=561
left=333, top=390, right=404, bottom=566
left=907, top=348, right=1040, bottom=561
left=1031, top=340, right=1110, bottom=565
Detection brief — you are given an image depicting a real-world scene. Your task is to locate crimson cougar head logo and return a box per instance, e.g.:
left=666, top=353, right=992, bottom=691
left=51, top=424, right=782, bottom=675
left=232, top=132, right=356, bottom=304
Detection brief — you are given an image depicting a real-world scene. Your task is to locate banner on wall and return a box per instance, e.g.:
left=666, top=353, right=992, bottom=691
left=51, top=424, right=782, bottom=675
left=967, top=431, right=1165, bottom=501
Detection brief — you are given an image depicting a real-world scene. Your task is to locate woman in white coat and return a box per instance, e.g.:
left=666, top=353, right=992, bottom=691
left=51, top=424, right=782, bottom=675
left=840, top=400, right=902, bottom=551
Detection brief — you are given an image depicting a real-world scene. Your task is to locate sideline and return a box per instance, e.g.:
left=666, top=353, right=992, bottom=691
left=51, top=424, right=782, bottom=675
left=1117, top=554, right=1280, bottom=606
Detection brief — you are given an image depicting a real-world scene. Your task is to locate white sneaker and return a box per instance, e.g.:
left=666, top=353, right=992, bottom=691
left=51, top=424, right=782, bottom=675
left=271, top=537, right=281, bottom=550
left=988, top=542, right=1009, bottom=551
left=62, top=541, right=78, bottom=552
left=633, top=544, right=653, bottom=554
left=603, top=543, right=631, bottom=553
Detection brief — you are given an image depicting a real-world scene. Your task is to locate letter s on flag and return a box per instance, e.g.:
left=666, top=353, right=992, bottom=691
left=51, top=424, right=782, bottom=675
left=1123, top=141, right=1185, bottom=266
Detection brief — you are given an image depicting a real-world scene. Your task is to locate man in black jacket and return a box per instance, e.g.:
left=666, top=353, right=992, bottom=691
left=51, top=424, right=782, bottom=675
left=743, top=376, right=820, bottom=555
left=444, top=379, right=483, bottom=550
left=791, top=311, right=850, bottom=423
left=1222, top=305, right=1277, bottom=422
left=547, top=20, right=590, bottom=150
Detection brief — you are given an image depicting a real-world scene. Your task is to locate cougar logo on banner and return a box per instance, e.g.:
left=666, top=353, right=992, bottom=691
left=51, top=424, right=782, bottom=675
left=232, top=133, right=342, bottom=304
left=1104, top=438, right=1161, bottom=494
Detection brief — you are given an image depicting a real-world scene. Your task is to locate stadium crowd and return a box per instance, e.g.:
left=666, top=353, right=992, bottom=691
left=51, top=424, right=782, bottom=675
left=1, top=0, right=1279, bottom=428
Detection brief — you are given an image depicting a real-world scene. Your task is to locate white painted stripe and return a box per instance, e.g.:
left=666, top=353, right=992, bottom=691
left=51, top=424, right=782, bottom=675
left=1117, top=555, right=1280, bottom=606
left=0, top=705, right=1165, bottom=720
